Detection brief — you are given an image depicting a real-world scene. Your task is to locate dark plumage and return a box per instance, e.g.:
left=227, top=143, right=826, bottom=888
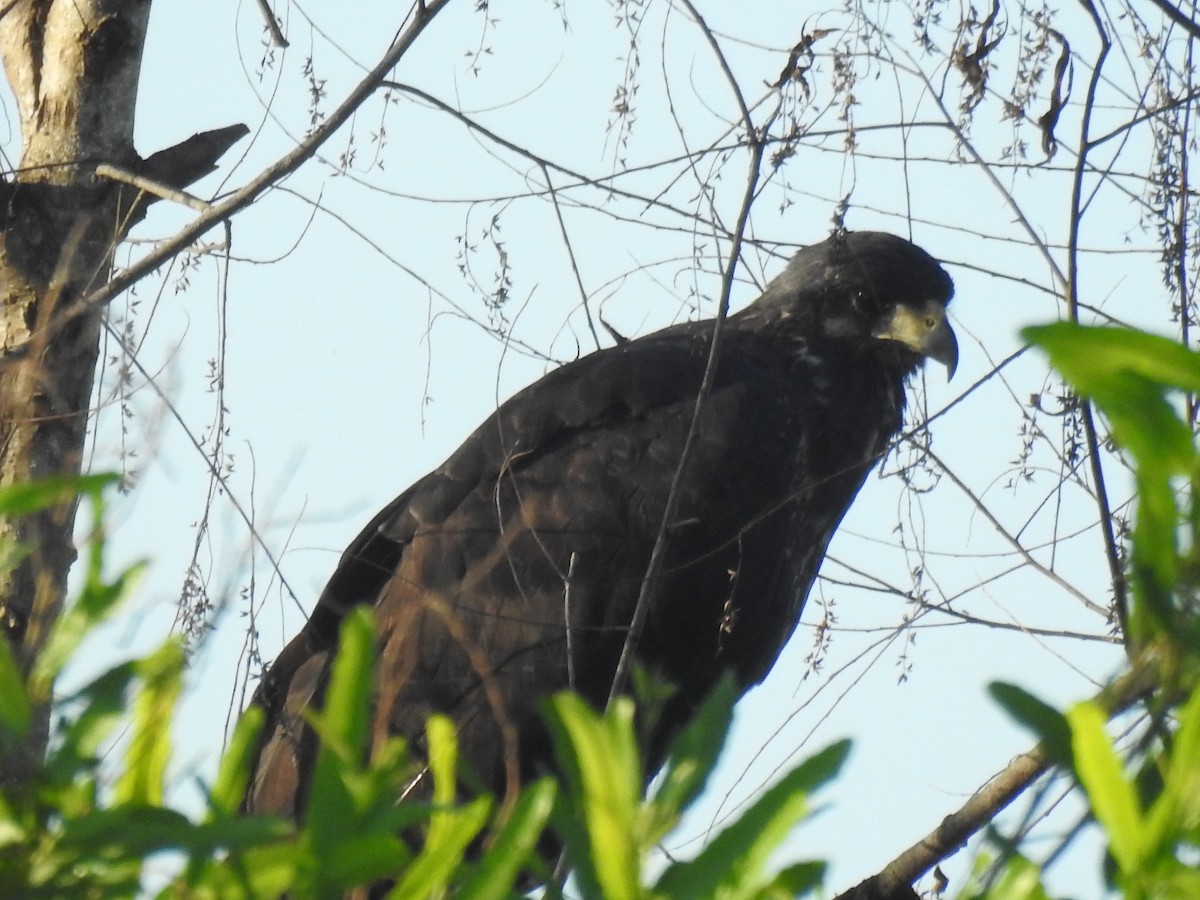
left=244, top=230, right=957, bottom=817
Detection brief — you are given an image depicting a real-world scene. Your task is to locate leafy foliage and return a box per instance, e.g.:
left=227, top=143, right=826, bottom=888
left=1024, top=323, right=1200, bottom=649
left=8, top=321, right=1200, bottom=898
left=547, top=682, right=845, bottom=900
left=0, top=477, right=845, bottom=898
left=964, top=324, right=1200, bottom=897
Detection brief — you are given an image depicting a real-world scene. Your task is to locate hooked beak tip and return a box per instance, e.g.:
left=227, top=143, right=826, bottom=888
left=930, top=321, right=958, bottom=381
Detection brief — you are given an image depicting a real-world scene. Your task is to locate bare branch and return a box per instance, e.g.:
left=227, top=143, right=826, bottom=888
left=95, top=163, right=211, bottom=212
left=1141, top=0, right=1200, bottom=40
left=1069, top=0, right=1128, bottom=639
left=49, top=2, right=452, bottom=345
left=606, top=98, right=780, bottom=705
left=254, top=0, right=289, bottom=48
left=835, top=660, right=1162, bottom=899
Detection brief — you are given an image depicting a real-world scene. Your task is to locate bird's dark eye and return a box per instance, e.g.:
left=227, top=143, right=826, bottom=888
left=924, top=316, right=937, bottom=330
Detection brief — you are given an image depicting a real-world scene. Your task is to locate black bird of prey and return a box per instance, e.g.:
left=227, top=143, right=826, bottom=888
left=244, top=230, right=957, bottom=818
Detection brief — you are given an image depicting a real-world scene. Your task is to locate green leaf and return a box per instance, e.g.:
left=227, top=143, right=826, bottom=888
left=975, top=854, right=1051, bottom=900
left=645, top=675, right=735, bottom=844
left=176, top=833, right=302, bottom=899
left=458, top=777, right=557, bottom=900
left=0, top=789, right=27, bottom=850
left=0, top=631, right=30, bottom=738
left=546, top=693, right=643, bottom=900
left=655, top=739, right=850, bottom=898
left=388, top=796, right=491, bottom=900
left=56, top=804, right=195, bottom=856
left=1145, top=682, right=1200, bottom=859
left=426, top=714, right=459, bottom=808
left=988, top=682, right=1074, bottom=768
left=418, top=713, right=496, bottom=892
left=0, top=473, right=120, bottom=517
left=32, top=561, right=146, bottom=688
left=1067, top=701, right=1143, bottom=873
left=1022, top=323, right=1200, bottom=396
left=46, top=662, right=139, bottom=789
left=316, top=832, right=410, bottom=890
left=1023, top=323, right=1200, bottom=617
left=176, top=815, right=295, bottom=896
left=762, top=859, right=825, bottom=896
left=116, top=640, right=184, bottom=806
left=305, top=606, right=375, bottom=840
left=208, top=706, right=265, bottom=817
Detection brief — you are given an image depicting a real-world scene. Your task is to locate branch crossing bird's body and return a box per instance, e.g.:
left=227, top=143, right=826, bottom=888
left=244, top=230, right=957, bottom=818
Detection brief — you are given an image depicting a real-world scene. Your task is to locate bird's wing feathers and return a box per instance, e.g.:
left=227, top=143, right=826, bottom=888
left=247, top=323, right=756, bottom=809
left=245, top=231, right=954, bottom=835
left=247, top=317, right=900, bottom=814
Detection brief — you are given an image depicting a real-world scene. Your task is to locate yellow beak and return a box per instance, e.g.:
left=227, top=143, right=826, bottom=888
left=873, top=300, right=958, bottom=379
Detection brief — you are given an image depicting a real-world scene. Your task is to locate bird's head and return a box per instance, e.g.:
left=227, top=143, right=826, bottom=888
left=751, top=230, right=958, bottom=379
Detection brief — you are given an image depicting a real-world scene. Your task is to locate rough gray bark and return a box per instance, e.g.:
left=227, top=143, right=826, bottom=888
left=0, top=0, right=243, bottom=793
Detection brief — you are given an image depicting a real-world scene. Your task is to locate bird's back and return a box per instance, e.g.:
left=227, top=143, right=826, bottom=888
left=244, top=311, right=907, bottom=816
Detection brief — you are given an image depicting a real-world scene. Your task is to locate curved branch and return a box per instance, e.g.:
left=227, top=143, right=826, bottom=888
left=834, top=660, right=1161, bottom=899
left=1068, top=0, right=1127, bottom=639
left=606, top=108, right=780, bottom=705
left=26, top=1, right=452, bottom=350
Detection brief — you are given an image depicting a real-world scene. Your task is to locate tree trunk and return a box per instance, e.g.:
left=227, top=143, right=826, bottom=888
left=0, top=0, right=243, bottom=793
left=0, top=0, right=152, bottom=792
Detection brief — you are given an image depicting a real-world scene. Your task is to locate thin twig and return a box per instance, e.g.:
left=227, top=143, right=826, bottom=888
left=924, top=448, right=1109, bottom=618
left=1069, top=0, right=1128, bottom=638
left=543, top=166, right=602, bottom=352
left=564, top=551, right=578, bottom=690
left=1142, top=0, right=1200, bottom=40
left=254, top=0, right=289, bottom=48
left=99, top=319, right=304, bottom=618
left=94, top=163, right=211, bottom=211
left=58, top=1, right=450, bottom=336
left=606, top=17, right=777, bottom=706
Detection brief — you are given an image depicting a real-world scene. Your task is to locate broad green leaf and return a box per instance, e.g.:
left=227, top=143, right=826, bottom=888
left=315, top=832, right=410, bottom=890
left=977, top=854, right=1052, bottom=900
left=0, top=631, right=30, bottom=738
left=208, top=706, right=265, bottom=817
left=306, top=607, right=375, bottom=842
left=183, top=838, right=303, bottom=899
left=988, top=682, right=1074, bottom=768
left=646, top=675, right=736, bottom=844
left=335, top=738, right=425, bottom=838
left=655, top=739, right=849, bottom=898
left=1145, top=683, right=1200, bottom=857
left=426, top=713, right=459, bottom=808
left=174, top=814, right=292, bottom=853
left=388, top=795, right=491, bottom=900
left=117, top=639, right=184, bottom=806
left=1130, top=466, right=1181, bottom=619
left=171, top=815, right=294, bottom=900
left=1023, top=322, right=1200, bottom=628
left=0, top=473, right=119, bottom=517
left=458, top=777, right=557, bottom=900
left=1068, top=701, right=1143, bottom=873
left=46, top=662, right=139, bottom=788
left=761, top=859, right=825, bottom=896
left=315, top=607, right=373, bottom=754
left=56, top=804, right=195, bottom=856
left=546, top=693, right=642, bottom=900
left=29, top=477, right=140, bottom=686
left=33, top=561, right=146, bottom=687
left=420, top=713, right=495, bottom=891
left=0, top=790, right=26, bottom=849
left=1022, top=324, right=1200, bottom=396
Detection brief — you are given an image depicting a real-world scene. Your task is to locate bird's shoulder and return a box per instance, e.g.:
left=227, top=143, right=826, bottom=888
left=261, top=316, right=819, bottom=684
